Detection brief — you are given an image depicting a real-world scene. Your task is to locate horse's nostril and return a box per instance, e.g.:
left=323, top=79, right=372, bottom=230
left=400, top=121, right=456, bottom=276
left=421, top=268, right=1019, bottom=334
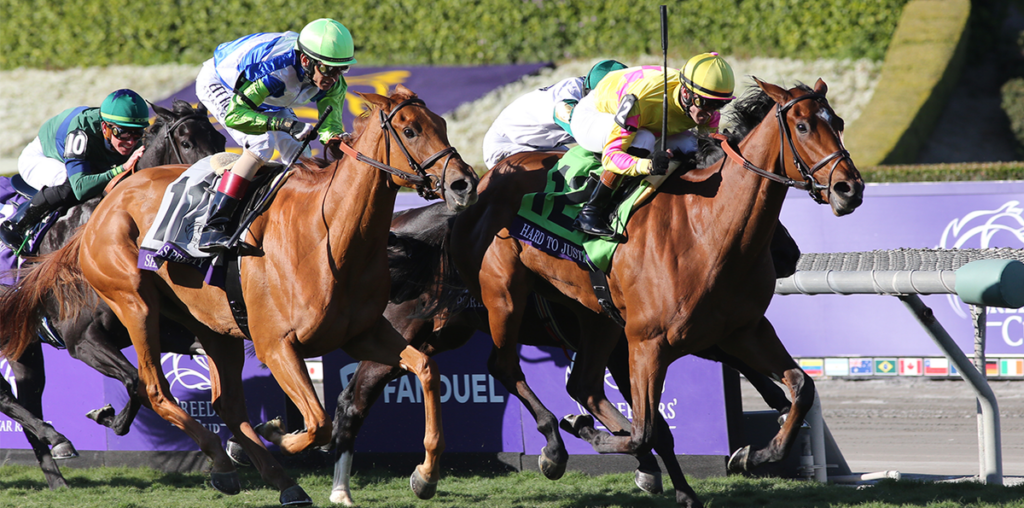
left=832, top=181, right=851, bottom=195
left=450, top=179, right=468, bottom=193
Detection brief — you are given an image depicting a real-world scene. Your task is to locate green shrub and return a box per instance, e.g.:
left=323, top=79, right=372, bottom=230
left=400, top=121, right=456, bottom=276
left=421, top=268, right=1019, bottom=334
left=861, top=161, right=1024, bottom=182
left=1002, top=77, right=1024, bottom=158
left=0, top=0, right=909, bottom=70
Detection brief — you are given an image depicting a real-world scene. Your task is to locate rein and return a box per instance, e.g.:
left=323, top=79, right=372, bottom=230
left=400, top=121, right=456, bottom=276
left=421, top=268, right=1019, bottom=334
left=711, top=93, right=851, bottom=203
left=334, top=98, right=457, bottom=200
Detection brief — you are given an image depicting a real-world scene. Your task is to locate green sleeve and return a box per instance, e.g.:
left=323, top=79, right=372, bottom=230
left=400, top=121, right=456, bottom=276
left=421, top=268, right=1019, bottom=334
left=316, top=80, right=348, bottom=145
left=68, top=166, right=121, bottom=201
left=223, top=80, right=281, bottom=135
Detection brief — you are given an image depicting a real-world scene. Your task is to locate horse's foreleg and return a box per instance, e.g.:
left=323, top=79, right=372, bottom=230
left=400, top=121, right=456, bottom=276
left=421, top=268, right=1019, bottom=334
left=65, top=316, right=143, bottom=436
left=257, top=333, right=331, bottom=454
left=331, top=360, right=402, bottom=506
left=202, top=334, right=308, bottom=505
left=695, top=345, right=791, bottom=414
left=720, top=317, right=814, bottom=472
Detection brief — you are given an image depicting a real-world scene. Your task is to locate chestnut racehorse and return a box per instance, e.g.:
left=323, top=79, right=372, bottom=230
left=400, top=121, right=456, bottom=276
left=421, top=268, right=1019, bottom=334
left=0, top=86, right=478, bottom=505
left=448, top=79, right=863, bottom=507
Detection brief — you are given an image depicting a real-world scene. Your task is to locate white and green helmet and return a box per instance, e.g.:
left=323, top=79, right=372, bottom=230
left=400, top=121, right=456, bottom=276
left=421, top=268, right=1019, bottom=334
left=297, top=18, right=356, bottom=66
left=100, top=89, right=149, bottom=128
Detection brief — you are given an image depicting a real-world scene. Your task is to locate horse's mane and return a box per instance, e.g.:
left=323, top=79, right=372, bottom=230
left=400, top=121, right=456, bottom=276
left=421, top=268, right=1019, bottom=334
left=695, top=83, right=814, bottom=167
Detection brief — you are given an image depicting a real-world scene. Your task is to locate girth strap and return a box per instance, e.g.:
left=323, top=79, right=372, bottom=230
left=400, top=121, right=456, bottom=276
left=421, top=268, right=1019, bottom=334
left=225, top=253, right=251, bottom=340
left=588, top=269, right=625, bottom=327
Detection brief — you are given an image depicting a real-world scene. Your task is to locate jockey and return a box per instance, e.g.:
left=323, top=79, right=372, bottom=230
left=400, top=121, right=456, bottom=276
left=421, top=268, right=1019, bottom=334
left=482, top=59, right=627, bottom=169
left=0, top=89, right=149, bottom=251
left=570, top=52, right=735, bottom=237
left=194, top=18, right=355, bottom=253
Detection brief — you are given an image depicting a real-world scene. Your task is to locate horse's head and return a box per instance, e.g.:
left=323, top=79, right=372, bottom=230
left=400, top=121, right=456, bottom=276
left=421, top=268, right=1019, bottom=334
left=755, top=78, right=863, bottom=216
left=355, top=86, right=478, bottom=211
left=143, top=100, right=227, bottom=168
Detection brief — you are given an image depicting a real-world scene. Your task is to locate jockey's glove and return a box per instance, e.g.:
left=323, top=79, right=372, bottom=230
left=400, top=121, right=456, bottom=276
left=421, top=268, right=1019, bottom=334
left=274, top=119, right=315, bottom=142
left=649, top=149, right=690, bottom=176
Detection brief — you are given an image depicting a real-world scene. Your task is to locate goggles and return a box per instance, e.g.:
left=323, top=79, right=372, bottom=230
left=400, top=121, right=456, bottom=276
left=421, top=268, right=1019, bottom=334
left=690, top=93, right=731, bottom=112
left=106, top=123, right=144, bottom=141
left=316, top=62, right=350, bottom=78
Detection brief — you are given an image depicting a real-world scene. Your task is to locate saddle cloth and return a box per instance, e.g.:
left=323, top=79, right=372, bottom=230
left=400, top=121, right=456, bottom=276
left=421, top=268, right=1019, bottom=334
left=0, top=177, right=28, bottom=284
left=512, top=146, right=672, bottom=272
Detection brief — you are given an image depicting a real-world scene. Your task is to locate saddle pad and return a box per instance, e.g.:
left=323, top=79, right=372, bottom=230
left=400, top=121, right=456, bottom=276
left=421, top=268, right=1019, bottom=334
left=0, top=177, right=27, bottom=284
left=139, top=155, right=219, bottom=272
left=513, top=146, right=656, bottom=272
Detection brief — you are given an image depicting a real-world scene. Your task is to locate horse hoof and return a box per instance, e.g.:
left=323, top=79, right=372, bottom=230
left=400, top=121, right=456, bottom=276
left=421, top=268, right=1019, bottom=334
left=677, top=490, right=705, bottom=508
left=225, top=439, right=252, bottom=467
left=538, top=445, right=567, bottom=480
left=558, top=413, right=594, bottom=438
left=51, top=441, right=79, bottom=460
left=410, top=468, right=438, bottom=500
left=727, top=445, right=751, bottom=473
left=85, top=404, right=115, bottom=424
left=634, top=468, right=663, bottom=494
left=280, top=485, right=312, bottom=506
left=255, top=417, right=285, bottom=441
left=330, top=487, right=355, bottom=506
left=210, top=471, right=241, bottom=495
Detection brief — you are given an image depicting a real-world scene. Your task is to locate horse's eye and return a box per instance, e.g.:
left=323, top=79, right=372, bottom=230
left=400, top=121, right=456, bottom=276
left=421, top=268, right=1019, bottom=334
left=403, top=127, right=416, bottom=139
left=796, top=122, right=808, bottom=134
left=181, top=141, right=192, bottom=150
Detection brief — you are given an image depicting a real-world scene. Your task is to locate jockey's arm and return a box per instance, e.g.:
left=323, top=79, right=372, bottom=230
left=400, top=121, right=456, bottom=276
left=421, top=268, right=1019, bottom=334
left=315, top=81, right=348, bottom=145
left=222, top=80, right=283, bottom=135
left=599, top=106, right=652, bottom=177
left=66, top=158, right=121, bottom=201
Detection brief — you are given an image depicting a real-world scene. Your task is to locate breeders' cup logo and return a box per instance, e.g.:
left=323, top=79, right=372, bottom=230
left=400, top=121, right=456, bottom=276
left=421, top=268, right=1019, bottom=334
left=161, top=353, right=212, bottom=391
left=1, top=357, right=16, bottom=398
left=939, top=200, right=1024, bottom=348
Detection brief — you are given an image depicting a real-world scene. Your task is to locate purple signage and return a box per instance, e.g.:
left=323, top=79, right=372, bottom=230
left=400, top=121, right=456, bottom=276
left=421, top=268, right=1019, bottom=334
left=771, top=181, right=1024, bottom=356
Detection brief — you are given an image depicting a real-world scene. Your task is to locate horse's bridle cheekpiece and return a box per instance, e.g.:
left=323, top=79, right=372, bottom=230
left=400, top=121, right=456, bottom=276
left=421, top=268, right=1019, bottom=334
left=336, top=98, right=458, bottom=199
left=154, top=112, right=211, bottom=165
left=712, top=92, right=851, bottom=204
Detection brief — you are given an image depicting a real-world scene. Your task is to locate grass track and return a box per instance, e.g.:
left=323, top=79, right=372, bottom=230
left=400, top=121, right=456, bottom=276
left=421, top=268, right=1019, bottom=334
left=2, top=465, right=1024, bottom=508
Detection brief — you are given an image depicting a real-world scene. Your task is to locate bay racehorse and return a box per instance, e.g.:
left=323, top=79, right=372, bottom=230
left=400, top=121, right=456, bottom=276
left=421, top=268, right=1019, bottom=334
left=0, top=85, right=478, bottom=505
left=446, top=78, right=862, bottom=507
left=327, top=197, right=797, bottom=505
left=0, top=99, right=224, bottom=489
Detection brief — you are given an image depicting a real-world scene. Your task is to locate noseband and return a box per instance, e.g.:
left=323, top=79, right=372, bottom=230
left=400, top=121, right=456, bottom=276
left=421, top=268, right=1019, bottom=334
left=712, top=93, right=851, bottom=203
left=336, top=98, right=458, bottom=200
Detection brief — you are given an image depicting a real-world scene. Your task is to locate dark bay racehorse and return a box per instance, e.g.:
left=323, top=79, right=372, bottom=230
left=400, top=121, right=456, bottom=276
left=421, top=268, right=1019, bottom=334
left=0, top=86, right=478, bottom=505
left=0, top=99, right=224, bottom=489
left=445, top=79, right=862, bottom=507
left=327, top=196, right=797, bottom=505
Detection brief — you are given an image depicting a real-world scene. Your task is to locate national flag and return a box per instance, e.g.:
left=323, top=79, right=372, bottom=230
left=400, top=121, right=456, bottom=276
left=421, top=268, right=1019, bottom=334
left=898, top=358, right=923, bottom=376
left=874, top=358, right=897, bottom=376
left=986, top=361, right=999, bottom=377
left=849, top=358, right=873, bottom=376
left=824, top=358, right=849, bottom=377
left=924, top=358, right=949, bottom=376
left=1000, top=358, right=1024, bottom=377
left=799, top=358, right=824, bottom=377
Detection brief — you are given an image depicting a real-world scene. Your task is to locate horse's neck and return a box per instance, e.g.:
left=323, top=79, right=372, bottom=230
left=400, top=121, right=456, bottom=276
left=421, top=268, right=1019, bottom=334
left=722, top=115, right=788, bottom=250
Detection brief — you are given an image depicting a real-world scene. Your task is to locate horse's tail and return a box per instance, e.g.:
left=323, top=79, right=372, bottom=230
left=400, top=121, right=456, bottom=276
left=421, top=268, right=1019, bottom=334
left=0, top=229, right=89, bottom=360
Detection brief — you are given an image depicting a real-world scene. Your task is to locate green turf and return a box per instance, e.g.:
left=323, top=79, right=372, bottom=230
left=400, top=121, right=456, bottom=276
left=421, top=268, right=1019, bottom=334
left=1, top=465, right=1023, bottom=508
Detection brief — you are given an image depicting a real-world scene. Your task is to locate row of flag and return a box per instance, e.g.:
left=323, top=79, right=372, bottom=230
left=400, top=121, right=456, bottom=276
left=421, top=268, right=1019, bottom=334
left=795, top=357, right=1024, bottom=378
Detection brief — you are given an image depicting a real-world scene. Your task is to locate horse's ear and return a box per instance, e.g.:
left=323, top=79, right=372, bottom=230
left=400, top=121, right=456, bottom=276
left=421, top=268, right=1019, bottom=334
left=392, top=84, right=418, bottom=101
left=195, top=102, right=209, bottom=116
left=150, top=101, right=171, bottom=119
left=813, top=78, right=828, bottom=96
left=358, top=92, right=391, bottom=111
left=753, top=76, right=791, bottom=105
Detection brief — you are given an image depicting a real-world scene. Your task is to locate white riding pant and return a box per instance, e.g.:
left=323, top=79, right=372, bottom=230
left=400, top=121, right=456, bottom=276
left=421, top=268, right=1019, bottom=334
left=570, top=91, right=698, bottom=156
left=481, top=128, right=569, bottom=170
left=195, top=60, right=308, bottom=163
left=18, top=137, right=67, bottom=190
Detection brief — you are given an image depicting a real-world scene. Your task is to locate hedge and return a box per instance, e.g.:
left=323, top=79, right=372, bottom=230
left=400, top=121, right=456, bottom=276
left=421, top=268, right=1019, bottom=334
left=859, top=161, right=1024, bottom=182
left=1, top=0, right=908, bottom=70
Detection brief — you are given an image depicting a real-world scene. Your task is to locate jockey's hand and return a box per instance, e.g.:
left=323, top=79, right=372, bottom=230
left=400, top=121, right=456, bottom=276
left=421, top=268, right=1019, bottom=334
left=123, top=145, right=146, bottom=173
left=288, top=121, right=315, bottom=142
left=649, top=150, right=673, bottom=175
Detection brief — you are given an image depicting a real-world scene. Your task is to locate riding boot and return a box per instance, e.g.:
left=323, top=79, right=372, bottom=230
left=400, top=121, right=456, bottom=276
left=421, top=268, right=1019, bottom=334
left=197, top=151, right=262, bottom=253
left=0, top=192, right=56, bottom=251
left=573, top=171, right=624, bottom=237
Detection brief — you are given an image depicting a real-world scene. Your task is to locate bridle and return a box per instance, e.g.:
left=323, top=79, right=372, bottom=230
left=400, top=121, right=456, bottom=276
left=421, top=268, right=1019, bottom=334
left=335, top=97, right=458, bottom=200
left=150, top=112, right=211, bottom=165
left=712, top=92, right=851, bottom=203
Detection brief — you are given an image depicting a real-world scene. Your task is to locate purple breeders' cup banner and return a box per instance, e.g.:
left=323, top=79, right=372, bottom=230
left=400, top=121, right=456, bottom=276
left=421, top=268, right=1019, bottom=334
left=321, top=332, right=730, bottom=456
left=771, top=181, right=1024, bottom=357
left=1, top=346, right=285, bottom=451
left=153, top=63, right=551, bottom=160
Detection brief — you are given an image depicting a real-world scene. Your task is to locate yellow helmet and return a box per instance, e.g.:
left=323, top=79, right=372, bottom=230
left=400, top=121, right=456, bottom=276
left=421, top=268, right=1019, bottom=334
left=680, top=52, right=735, bottom=101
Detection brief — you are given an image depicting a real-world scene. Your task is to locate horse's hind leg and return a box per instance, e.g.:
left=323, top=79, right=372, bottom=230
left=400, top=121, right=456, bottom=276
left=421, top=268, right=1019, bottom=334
left=201, top=333, right=309, bottom=505
left=63, top=312, right=143, bottom=436
left=719, top=317, right=814, bottom=472
left=695, top=345, right=791, bottom=414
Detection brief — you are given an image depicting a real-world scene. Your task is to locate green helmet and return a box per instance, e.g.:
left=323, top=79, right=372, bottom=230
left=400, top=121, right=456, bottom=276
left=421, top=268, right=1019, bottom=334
left=297, top=18, right=356, bottom=66
left=100, top=89, right=149, bottom=128
left=583, top=59, right=627, bottom=94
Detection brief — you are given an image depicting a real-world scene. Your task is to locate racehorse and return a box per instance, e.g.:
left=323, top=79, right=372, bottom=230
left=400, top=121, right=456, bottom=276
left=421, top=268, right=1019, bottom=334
left=446, top=78, right=862, bottom=507
left=327, top=198, right=797, bottom=505
left=0, top=99, right=224, bottom=489
left=0, top=85, right=478, bottom=505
